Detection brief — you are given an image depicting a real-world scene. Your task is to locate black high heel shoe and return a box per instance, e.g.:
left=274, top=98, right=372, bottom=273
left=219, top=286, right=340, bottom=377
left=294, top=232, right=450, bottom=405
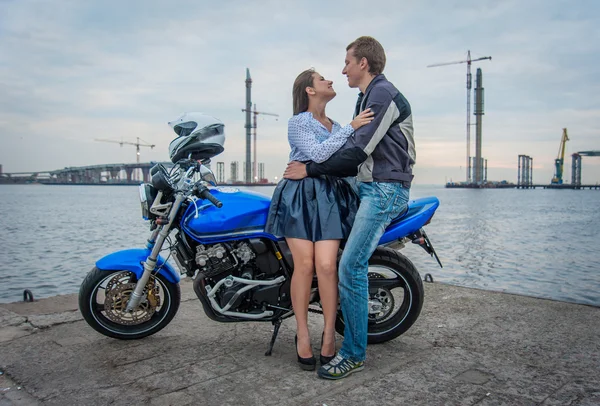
left=295, top=335, right=316, bottom=371
left=320, top=332, right=336, bottom=365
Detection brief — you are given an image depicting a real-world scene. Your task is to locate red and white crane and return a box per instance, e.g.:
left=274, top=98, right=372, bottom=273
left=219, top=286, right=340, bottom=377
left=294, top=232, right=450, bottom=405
left=428, top=50, right=491, bottom=183
left=241, top=104, right=279, bottom=182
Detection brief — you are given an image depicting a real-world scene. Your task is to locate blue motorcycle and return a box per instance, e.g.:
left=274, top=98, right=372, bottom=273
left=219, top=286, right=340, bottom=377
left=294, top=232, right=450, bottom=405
left=79, top=113, right=442, bottom=354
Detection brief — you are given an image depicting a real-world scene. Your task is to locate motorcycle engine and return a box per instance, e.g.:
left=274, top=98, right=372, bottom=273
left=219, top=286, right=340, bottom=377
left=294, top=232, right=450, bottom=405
left=194, top=239, right=283, bottom=313
left=195, top=243, right=243, bottom=278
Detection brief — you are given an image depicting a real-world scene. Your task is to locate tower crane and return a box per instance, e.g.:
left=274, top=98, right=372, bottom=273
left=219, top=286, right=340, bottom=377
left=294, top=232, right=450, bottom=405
left=428, top=50, right=492, bottom=183
left=241, top=104, right=279, bottom=182
left=95, top=137, right=156, bottom=163
left=551, top=128, right=569, bottom=184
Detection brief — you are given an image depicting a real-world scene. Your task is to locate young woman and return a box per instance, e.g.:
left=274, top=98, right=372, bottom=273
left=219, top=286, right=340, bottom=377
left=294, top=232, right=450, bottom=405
left=265, top=69, right=373, bottom=370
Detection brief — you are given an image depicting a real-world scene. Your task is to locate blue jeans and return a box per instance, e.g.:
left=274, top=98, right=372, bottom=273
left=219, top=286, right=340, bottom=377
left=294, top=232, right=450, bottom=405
left=338, top=181, right=410, bottom=362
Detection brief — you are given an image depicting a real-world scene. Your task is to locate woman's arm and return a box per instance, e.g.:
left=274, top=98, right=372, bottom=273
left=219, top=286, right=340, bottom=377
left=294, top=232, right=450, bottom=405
left=288, top=115, right=354, bottom=163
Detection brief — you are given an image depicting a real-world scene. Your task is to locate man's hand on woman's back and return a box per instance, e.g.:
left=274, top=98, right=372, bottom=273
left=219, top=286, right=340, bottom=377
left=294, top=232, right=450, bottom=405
left=283, top=161, right=308, bottom=180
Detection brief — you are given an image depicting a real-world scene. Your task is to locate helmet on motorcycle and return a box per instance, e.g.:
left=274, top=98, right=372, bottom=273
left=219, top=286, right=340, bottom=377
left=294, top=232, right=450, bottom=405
left=168, top=112, right=225, bottom=163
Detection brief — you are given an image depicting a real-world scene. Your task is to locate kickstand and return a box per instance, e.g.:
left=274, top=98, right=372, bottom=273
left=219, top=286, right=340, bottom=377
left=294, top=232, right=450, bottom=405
left=265, top=319, right=282, bottom=356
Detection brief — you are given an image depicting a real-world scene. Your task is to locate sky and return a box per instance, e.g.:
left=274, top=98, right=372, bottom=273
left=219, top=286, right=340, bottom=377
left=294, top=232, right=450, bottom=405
left=1, top=0, right=599, bottom=185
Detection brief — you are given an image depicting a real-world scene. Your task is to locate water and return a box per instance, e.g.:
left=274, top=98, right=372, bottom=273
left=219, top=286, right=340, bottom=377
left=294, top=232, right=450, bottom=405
left=0, top=184, right=599, bottom=306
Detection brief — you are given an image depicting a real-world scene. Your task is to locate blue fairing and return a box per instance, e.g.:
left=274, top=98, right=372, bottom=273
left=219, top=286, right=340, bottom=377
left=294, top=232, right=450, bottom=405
left=379, top=196, right=440, bottom=244
left=181, top=187, right=275, bottom=244
left=96, top=249, right=180, bottom=284
left=182, top=187, right=438, bottom=246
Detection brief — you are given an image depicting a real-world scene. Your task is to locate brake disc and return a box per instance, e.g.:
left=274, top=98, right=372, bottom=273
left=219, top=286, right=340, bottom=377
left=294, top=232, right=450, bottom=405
left=369, top=288, right=395, bottom=322
left=367, top=272, right=395, bottom=322
left=103, top=272, right=161, bottom=325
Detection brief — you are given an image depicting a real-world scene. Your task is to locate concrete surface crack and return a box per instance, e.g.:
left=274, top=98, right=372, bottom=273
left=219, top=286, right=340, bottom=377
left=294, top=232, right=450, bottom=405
left=1, top=369, right=44, bottom=403
left=538, top=379, right=572, bottom=404
left=113, top=353, right=163, bottom=367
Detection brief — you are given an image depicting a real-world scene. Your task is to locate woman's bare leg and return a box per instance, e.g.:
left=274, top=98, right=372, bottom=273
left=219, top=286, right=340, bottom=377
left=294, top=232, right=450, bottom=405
left=286, top=237, right=315, bottom=358
left=314, top=239, right=341, bottom=357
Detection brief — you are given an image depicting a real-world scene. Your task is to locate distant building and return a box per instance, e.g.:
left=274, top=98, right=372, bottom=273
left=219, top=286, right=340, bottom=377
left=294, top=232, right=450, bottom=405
left=230, top=161, right=239, bottom=183
left=216, top=162, right=225, bottom=184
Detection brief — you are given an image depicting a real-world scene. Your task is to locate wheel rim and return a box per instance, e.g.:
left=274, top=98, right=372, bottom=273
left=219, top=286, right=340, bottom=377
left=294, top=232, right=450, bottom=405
left=337, top=264, right=413, bottom=336
left=367, top=265, right=413, bottom=333
left=88, top=271, right=172, bottom=335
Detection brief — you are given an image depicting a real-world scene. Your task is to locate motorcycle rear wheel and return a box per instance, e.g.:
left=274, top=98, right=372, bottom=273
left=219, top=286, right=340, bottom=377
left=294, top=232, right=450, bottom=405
left=79, top=267, right=180, bottom=340
left=335, top=247, right=424, bottom=344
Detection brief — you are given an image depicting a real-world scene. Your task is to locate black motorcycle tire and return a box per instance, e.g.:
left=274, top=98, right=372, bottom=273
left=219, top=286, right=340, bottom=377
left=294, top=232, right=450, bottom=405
left=79, top=267, right=181, bottom=340
left=335, top=247, right=424, bottom=344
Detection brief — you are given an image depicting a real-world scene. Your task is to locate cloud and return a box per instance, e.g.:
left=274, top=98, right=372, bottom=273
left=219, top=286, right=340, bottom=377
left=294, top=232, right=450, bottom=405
left=1, top=0, right=599, bottom=185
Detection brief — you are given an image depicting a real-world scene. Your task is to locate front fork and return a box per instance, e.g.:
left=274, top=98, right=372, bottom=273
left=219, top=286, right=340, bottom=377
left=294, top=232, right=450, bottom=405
left=125, top=193, right=186, bottom=312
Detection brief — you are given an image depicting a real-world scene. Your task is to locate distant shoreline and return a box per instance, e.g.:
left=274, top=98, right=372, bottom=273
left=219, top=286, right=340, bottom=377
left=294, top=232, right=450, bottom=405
left=0, top=181, right=278, bottom=187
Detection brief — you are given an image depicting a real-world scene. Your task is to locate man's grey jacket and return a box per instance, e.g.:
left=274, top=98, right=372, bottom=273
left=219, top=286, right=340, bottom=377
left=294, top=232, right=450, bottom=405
left=305, top=74, right=415, bottom=186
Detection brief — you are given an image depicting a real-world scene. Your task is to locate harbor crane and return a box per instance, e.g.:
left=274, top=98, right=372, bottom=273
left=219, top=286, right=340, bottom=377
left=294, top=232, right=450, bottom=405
left=428, top=50, right=492, bottom=183
left=241, top=104, right=279, bottom=182
left=551, top=128, right=569, bottom=184
left=95, top=137, right=156, bottom=163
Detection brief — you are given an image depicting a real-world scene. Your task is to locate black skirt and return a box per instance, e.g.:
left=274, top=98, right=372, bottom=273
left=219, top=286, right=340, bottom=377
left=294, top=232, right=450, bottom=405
left=265, top=176, right=359, bottom=242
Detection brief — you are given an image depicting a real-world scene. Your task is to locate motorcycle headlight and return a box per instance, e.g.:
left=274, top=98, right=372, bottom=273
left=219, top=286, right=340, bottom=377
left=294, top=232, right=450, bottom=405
left=151, top=164, right=175, bottom=192
left=138, top=183, right=157, bottom=220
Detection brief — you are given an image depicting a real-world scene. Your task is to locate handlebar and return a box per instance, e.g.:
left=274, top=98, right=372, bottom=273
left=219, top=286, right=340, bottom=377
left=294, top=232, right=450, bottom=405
left=197, top=186, right=223, bottom=208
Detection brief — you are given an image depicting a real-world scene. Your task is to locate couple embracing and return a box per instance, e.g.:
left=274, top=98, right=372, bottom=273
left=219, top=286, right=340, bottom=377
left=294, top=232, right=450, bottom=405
left=265, top=36, right=415, bottom=380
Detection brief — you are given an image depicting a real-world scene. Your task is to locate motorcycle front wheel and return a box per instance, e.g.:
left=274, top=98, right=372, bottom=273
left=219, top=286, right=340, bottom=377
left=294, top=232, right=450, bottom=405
left=79, top=267, right=181, bottom=340
left=335, top=247, right=424, bottom=344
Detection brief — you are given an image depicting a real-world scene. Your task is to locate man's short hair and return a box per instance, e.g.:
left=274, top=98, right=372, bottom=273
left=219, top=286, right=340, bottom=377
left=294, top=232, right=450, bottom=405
left=347, top=36, right=386, bottom=76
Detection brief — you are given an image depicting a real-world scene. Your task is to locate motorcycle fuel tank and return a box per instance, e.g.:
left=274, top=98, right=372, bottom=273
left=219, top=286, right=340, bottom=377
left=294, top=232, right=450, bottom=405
left=181, top=187, right=276, bottom=243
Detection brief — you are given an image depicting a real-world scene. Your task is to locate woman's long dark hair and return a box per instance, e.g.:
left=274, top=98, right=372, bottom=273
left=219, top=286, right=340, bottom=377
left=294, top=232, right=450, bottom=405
left=292, top=69, right=315, bottom=115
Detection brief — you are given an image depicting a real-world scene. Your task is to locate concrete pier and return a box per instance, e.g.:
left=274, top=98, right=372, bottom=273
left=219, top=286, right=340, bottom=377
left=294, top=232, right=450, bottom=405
left=1, top=281, right=598, bottom=405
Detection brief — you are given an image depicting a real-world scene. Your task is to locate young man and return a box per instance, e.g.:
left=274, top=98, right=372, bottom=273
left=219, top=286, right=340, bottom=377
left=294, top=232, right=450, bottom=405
left=283, top=36, right=415, bottom=380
